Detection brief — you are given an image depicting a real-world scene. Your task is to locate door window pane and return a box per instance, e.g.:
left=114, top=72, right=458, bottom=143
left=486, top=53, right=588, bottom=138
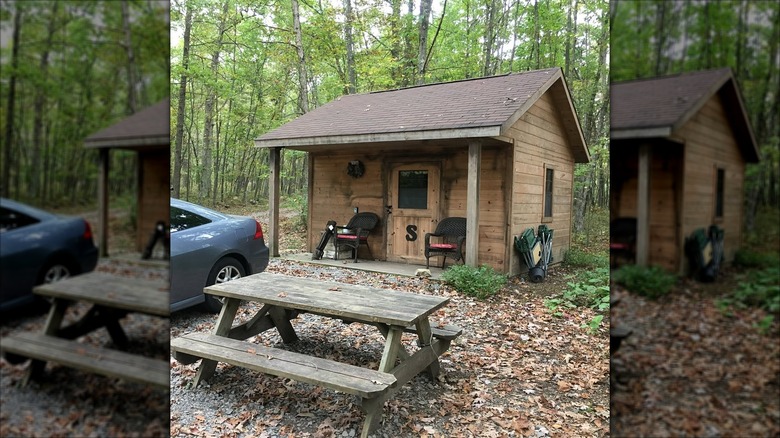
left=398, top=170, right=428, bottom=209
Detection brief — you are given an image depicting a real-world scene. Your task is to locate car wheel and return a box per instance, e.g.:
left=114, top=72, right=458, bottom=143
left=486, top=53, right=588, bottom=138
left=201, top=256, right=245, bottom=313
left=40, top=263, right=72, bottom=284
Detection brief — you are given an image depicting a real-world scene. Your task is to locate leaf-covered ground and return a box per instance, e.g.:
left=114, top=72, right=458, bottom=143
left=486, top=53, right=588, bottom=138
left=170, top=259, right=610, bottom=437
left=610, top=269, right=780, bottom=437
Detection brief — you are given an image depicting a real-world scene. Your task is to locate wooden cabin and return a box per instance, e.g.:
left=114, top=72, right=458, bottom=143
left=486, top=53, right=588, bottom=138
left=611, top=68, right=760, bottom=274
left=255, top=68, right=589, bottom=275
left=84, top=99, right=170, bottom=256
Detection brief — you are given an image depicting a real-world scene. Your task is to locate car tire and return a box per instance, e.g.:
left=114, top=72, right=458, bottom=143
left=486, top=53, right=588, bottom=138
left=201, top=256, right=245, bottom=313
left=38, top=259, right=74, bottom=285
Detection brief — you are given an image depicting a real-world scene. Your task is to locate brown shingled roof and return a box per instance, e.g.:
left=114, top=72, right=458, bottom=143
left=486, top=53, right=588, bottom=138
left=611, top=68, right=759, bottom=162
left=84, top=99, right=169, bottom=149
left=255, top=68, right=588, bottom=162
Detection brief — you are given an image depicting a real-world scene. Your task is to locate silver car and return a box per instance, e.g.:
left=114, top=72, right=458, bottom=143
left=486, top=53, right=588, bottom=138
left=170, top=198, right=269, bottom=313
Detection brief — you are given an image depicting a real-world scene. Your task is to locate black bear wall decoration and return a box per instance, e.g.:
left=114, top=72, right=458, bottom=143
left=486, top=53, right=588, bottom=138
left=347, top=160, right=365, bottom=178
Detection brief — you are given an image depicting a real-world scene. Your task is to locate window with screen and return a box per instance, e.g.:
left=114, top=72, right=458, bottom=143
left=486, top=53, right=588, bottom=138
left=398, top=170, right=428, bottom=209
left=715, top=167, right=725, bottom=218
left=543, top=167, right=554, bottom=219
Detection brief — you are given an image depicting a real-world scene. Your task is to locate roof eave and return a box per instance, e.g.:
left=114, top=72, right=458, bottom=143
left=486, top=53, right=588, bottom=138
left=611, top=126, right=673, bottom=140
left=254, top=126, right=504, bottom=149
left=84, top=135, right=170, bottom=149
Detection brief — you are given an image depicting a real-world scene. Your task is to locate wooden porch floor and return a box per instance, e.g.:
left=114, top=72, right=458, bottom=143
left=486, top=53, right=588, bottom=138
left=280, top=253, right=446, bottom=281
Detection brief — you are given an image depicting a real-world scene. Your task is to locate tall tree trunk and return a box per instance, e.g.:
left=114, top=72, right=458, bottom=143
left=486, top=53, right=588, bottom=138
left=344, top=0, right=356, bottom=94
left=389, top=0, right=402, bottom=85
left=417, top=0, right=432, bottom=84
left=2, top=5, right=22, bottom=198
left=121, top=0, right=137, bottom=115
left=482, top=0, right=496, bottom=76
left=173, top=4, right=193, bottom=199
left=291, top=0, right=310, bottom=114
left=31, top=2, right=59, bottom=201
left=201, top=1, right=230, bottom=202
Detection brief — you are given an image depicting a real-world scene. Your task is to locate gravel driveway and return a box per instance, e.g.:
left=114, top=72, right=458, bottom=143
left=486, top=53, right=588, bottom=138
left=170, top=259, right=610, bottom=437
left=1, top=257, right=170, bottom=438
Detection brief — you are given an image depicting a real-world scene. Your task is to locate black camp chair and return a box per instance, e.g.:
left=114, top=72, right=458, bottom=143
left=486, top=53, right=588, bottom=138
left=333, top=212, right=380, bottom=262
left=424, top=217, right=466, bottom=269
left=610, top=217, right=636, bottom=267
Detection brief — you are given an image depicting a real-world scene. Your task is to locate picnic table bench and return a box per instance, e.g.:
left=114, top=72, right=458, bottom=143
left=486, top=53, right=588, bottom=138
left=0, top=272, right=169, bottom=388
left=171, top=272, right=462, bottom=437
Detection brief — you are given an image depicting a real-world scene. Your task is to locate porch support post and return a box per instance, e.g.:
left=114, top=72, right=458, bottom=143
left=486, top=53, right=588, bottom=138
left=98, top=148, right=109, bottom=257
left=269, top=147, right=281, bottom=257
left=636, top=144, right=651, bottom=266
left=466, top=140, right=481, bottom=266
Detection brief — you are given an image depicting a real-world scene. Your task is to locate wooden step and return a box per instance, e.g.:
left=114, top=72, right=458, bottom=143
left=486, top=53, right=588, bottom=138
left=171, top=332, right=396, bottom=398
left=404, top=324, right=463, bottom=341
left=0, top=332, right=169, bottom=388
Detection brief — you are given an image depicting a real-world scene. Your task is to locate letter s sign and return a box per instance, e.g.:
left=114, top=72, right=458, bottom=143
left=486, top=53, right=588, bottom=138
left=405, top=225, right=417, bottom=241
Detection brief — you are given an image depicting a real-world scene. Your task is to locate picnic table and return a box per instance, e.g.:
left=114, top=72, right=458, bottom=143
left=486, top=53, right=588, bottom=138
left=0, top=272, right=170, bottom=388
left=171, top=272, right=462, bottom=437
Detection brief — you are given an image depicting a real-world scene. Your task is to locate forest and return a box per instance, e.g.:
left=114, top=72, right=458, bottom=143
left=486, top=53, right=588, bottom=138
left=611, top=0, right=780, bottom=228
left=0, top=0, right=170, bottom=206
left=170, top=0, right=610, bottom=231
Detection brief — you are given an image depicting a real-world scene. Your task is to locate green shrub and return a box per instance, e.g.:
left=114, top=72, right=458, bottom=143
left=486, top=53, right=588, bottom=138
left=441, top=264, right=507, bottom=299
left=613, top=265, right=677, bottom=299
left=563, top=247, right=608, bottom=268
left=733, top=249, right=780, bottom=270
left=545, top=266, right=610, bottom=314
left=718, top=266, right=780, bottom=313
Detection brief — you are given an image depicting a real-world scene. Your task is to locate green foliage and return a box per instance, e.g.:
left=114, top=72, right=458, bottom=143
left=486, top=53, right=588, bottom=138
left=545, top=267, right=610, bottom=313
left=544, top=266, right=609, bottom=335
left=563, top=247, right=608, bottom=268
left=441, top=265, right=507, bottom=300
left=613, top=265, right=677, bottom=299
left=718, top=267, right=780, bottom=314
left=733, top=249, right=780, bottom=270
left=283, top=194, right=308, bottom=232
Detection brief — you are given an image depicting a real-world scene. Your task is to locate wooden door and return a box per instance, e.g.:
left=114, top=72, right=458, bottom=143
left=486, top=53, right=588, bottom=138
left=387, top=162, right=440, bottom=264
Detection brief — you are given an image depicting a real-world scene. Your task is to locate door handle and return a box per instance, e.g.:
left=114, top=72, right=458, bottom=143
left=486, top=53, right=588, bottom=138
left=385, top=205, right=392, bottom=214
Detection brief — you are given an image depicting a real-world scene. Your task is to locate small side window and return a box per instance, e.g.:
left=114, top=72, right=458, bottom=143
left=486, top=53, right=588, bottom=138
left=543, top=166, right=554, bottom=220
left=715, top=167, right=725, bottom=219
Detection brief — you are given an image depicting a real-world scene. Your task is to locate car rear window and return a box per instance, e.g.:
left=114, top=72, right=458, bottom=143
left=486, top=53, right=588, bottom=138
left=170, top=206, right=212, bottom=232
left=0, top=207, right=40, bottom=233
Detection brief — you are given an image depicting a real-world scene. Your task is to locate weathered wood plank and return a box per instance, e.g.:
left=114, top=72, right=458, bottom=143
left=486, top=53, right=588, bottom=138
left=33, top=272, right=169, bottom=316
left=171, top=332, right=396, bottom=398
left=404, top=324, right=463, bottom=341
left=204, top=273, right=449, bottom=327
left=1, top=332, right=169, bottom=388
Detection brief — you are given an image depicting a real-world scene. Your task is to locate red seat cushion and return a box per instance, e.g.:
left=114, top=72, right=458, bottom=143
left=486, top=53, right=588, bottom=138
left=429, top=243, right=457, bottom=249
left=336, top=235, right=367, bottom=241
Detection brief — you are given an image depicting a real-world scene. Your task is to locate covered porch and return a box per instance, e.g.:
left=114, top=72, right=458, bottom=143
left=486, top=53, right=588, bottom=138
left=280, top=252, right=446, bottom=281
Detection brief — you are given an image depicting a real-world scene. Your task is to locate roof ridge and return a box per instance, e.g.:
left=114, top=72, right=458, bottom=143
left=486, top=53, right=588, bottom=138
left=613, top=67, right=732, bottom=86
left=368, top=67, right=559, bottom=95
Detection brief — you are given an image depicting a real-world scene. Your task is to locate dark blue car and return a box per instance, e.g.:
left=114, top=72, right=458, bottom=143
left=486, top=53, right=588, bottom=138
left=170, top=198, right=270, bottom=313
left=0, top=198, right=99, bottom=312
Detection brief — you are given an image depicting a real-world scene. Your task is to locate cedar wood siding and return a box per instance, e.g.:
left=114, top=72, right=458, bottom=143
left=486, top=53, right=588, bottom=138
left=506, top=91, right=576, bottom=276
left=136, top=150, right=170, bottom=251
left=307, top=144, right=511, bottom=272
left=615, top=145, right=683, bottom=271
left=678, top=93, right=745, bottom=272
